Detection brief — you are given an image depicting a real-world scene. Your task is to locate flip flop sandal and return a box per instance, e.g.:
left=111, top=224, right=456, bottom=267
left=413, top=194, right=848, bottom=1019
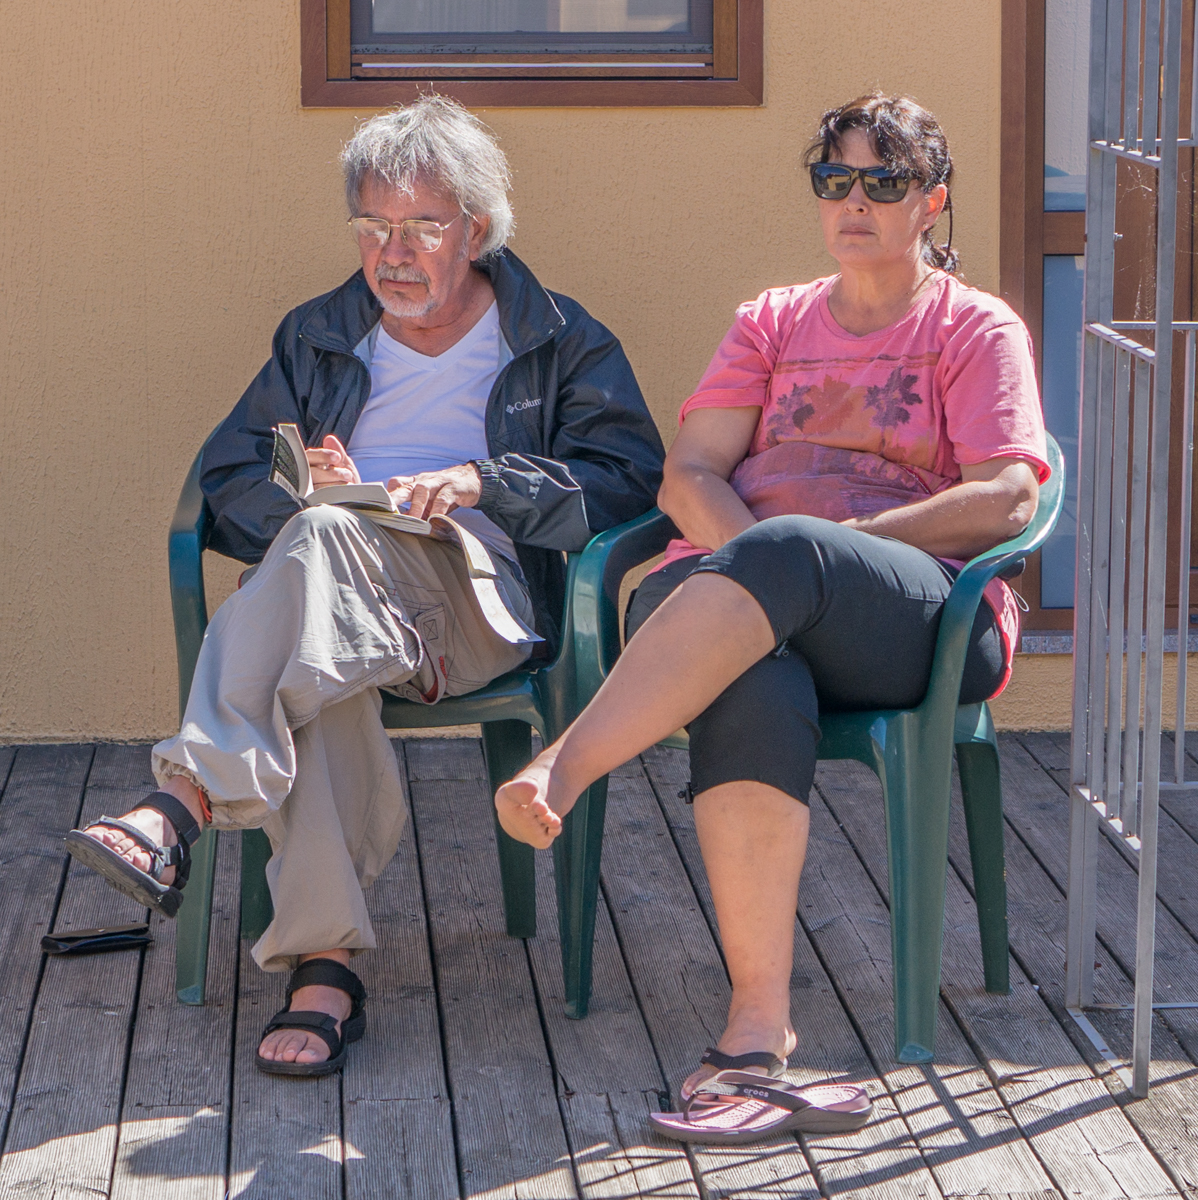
left=64, top=791, right=202, bottom=919
left=679, top=1046, right=788, bottom=1101
left=650, top=1069, right=873, bottom=1145
left=255, top=958, right=368, bottom=1077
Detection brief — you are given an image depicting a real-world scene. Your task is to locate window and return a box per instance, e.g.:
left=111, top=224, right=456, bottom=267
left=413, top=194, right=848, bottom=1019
left=302, top=0, right=761, bottom=106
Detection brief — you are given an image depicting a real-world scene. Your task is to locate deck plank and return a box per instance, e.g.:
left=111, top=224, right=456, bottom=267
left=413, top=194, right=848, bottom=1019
left=0, top=745, right=149, bottom=1200
left=794, top=793, right=1061, bottom=1199
left=607, top=754, right=857, bottom=1200
left=813, top=756, right=1180, bottom=1199
left=0, top=745, right=16, bottom=799
left=525, top=830, right=699, bottom=1199
left=407, top=738, right=575, bottom=1199
left=226, top=939, right=345, bottom=1199
left=343, top=739, right=459, bottom=1200
left=640, top=747, right=946, bottom=1200
left=1005, top=735, right=1198, bottom=1063
left=993, top=736, right=1198, bottom=1198
left=0, top=745, right=94, bottom=1150
left=112, top=819, right=241, bottom=1200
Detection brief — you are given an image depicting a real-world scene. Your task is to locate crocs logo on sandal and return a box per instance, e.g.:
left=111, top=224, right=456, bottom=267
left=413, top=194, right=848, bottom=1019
left=740, top=1087, right=771, bottom=1100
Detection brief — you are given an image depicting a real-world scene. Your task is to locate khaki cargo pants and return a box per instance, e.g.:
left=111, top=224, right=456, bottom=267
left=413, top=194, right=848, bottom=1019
left=152, top=505, right=534, bottom=972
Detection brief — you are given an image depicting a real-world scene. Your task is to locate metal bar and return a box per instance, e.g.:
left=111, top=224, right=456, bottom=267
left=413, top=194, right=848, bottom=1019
left=1069, top=0, right=1122, bottom=1015
left=1067, top=1007, right=1136, bottom=1090
left=1131, top=0, right=1183, bottom=1100
left=1107, top=350, right=1133, bottom=806
left=1121, top=357, right=1152, bottom=832
left=1091, top=140, right=1162, bottom=163
left=1087, top=1001, right=1198, bottom=1009
left=1089, top=339, right=1117, bottom=812
left=1174, top=330, right=1195, bottom=782
left=1124, top=0, right=1144, bottom=149
left=1112, top=319, right=1198, bottom=327
left=1087, top=322, right=1158, bottom=360
left=1142, top=0, right=1162, bottom=157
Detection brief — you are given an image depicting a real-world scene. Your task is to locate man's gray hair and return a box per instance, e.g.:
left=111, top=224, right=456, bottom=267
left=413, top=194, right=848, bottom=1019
left=340, top=95, right=514, bottom=258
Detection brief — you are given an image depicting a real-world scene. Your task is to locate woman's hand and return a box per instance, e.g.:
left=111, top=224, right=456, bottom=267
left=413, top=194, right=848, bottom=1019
left=658, top=407, right=761, bottom=552
left=844, top=457, right=1039, bottom=558
left=306, top=435, right=361, bottom=487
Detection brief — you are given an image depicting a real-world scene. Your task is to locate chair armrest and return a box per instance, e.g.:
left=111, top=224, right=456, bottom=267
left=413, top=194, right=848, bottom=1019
left=168, top=447, right=214, bottom=722
left=919, top=434, right=1067, bottom=728
left=567, top=508, right=678, bottom=707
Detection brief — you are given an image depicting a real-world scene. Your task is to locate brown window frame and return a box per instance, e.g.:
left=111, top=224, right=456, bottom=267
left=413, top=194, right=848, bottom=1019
left=301, top=0, right=762, bottom=107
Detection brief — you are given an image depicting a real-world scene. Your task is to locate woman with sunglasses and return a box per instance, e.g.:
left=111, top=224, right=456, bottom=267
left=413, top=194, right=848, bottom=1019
left=494, top=94, right=1050, bottom=1141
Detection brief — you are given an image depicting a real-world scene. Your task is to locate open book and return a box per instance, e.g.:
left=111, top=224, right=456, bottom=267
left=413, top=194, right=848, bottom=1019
left=269, top=424, right=539, bottom=646
left=269, top=422, right=432, bottom=533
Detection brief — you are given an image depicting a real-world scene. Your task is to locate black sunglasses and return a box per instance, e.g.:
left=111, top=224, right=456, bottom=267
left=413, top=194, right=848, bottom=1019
left=809, top=162, right=913, bottom=203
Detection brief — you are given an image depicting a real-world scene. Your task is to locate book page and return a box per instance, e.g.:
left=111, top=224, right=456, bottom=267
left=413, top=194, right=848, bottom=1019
left=269, top=424, right=312, bottom=501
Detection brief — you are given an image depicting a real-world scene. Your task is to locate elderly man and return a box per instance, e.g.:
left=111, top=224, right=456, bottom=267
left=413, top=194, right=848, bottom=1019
left=66, top=96, right=664, bottom=1076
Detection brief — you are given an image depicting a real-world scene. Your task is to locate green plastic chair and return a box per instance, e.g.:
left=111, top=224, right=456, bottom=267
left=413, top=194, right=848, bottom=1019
left=572, top=435, right=1066, bottom=1064
left=168, top=441, right=671, bottom=1016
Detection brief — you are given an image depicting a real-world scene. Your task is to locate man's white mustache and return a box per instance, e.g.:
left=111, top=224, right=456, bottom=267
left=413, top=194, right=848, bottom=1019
left=376, top=265, right=430, bottom=285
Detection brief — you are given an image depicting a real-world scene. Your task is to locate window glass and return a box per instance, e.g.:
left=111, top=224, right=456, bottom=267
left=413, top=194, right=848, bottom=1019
left=1041, top=255, right=1085, bottom=607
left=1045, top=0, right=1091, bottom=211
left=371, top=0, right=691, bottom=34
left=355, top=0, right=711, bottom=50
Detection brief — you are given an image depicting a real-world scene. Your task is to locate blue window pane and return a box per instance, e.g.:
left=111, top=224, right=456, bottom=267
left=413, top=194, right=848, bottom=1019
left=1041, top=255, right=1085, bottom=607
left=1044, top=0, right=1090, bottom=212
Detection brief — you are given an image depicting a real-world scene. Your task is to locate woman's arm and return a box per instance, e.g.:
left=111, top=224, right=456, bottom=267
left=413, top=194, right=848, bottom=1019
left=843, top=457, right=1040, bottom=559
left=657, top=407, right=761, bottom=551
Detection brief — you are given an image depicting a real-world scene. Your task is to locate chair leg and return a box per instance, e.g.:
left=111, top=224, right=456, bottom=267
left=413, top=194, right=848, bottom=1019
left=876, top=713, right=953, bottom=1063
left=240, top=828, right=274, bottom=943
left=175, top=828, right=220, bottom=1005
left=553, top=775, right=608, bottom=1020
left=956, top=735, right=1010, bottom=995
left=481, top=720, right=537, bottom=939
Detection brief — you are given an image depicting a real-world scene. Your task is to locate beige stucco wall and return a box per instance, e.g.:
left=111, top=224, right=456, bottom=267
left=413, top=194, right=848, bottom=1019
left=0, top=0, right=1014, bottom=740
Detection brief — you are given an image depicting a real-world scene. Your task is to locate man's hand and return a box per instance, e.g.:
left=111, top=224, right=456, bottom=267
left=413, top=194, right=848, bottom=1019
left=306, top=435, right=361, bottom=487
left=388, top=463, right=482, bottom=520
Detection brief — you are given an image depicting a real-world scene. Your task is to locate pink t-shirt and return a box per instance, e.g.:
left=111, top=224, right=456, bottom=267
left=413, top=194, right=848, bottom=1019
left=662, top=273, right=1050, bottom=695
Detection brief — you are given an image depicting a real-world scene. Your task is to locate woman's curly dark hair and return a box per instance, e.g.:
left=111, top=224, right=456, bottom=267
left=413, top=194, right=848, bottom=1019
left=804, top=93, right=958, bottom=275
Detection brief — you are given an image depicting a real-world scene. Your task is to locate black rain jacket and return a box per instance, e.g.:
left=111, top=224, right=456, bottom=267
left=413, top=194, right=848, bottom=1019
left=200, top=249, right=665, bottom=654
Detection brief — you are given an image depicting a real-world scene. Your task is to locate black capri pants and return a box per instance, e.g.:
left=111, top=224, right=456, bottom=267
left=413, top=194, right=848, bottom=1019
left=625, top=516, right=1007, bottom=806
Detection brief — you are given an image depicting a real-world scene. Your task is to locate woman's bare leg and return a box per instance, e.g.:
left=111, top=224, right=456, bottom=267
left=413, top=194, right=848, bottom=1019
left=680, top=780, right=809, bottom=1099
left=495, top=573, right=775, bottom=847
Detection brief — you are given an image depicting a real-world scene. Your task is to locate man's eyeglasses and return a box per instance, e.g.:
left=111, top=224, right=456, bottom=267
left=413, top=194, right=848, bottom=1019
left=347, top=212, right=468, bottom=253
left=809, top=163, right=913, bottom=204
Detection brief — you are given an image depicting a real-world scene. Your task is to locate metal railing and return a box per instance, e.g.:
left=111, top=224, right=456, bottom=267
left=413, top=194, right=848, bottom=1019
left=1068, top=0, right=1198, bottom=1098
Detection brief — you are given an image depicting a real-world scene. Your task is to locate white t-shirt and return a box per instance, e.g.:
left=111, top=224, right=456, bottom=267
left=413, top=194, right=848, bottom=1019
left=348, top=302, right=518, bottom=563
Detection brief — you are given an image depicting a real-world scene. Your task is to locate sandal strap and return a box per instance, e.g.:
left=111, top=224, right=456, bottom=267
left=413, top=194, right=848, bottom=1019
left=90, top=816, right=180, bottom=883
left=261, top=1009, right=343, bottom=1060
left=684, top=1071, right=810, bottom=1121
left=285, top=958, right=368, bottom=1019
left=133, top=791, right=202, bottom=848
left=700, top=1047, right=785, bottom=1074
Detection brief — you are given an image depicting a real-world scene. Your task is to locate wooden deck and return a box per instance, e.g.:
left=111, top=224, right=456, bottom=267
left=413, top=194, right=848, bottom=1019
left=1, top=733, right=1196, bottom=1199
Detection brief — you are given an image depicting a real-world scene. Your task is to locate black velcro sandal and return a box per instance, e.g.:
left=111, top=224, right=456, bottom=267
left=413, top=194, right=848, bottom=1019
left=64, top=791, right=202, bottom=919
left=255, top=958, right=368, bottom=1077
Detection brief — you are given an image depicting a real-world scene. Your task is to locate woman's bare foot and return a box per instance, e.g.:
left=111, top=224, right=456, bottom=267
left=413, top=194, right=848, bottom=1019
left=80, top=776, right=206, bottom=886
left=495, top=742, right=582, bottom=849
left=680, top=1011, right=798, bottom=1102
left=258, top=951, right=353, bottom=1066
